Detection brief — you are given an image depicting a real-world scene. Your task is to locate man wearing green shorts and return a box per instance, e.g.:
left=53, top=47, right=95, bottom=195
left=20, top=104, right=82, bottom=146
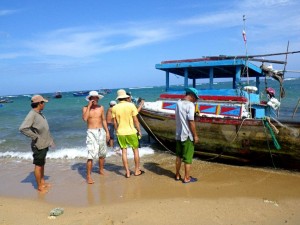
left=112, top=89, right=144, bottom=178
left=175, top=87, right=199, bottom=183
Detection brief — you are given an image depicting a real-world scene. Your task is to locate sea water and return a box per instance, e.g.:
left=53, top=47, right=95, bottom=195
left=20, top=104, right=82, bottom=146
left=0, top=78, right=299, bottom=160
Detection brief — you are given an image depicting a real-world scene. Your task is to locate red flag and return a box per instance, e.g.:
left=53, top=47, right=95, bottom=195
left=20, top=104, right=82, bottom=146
left=242, top=30, right=247, bottom=43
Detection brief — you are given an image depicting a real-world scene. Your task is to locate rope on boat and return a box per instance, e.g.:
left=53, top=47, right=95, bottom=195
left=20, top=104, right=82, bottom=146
left=263, top=117, right=281, bottom=150
left=262, top=120, right=277, bottom=169
left=292, top=98, right=300, bottom=118
left=231, top=117, right=250, bottom=143
left=139, top=113, right=227, bottom=160
left=137, top=114, right=175, bottom=155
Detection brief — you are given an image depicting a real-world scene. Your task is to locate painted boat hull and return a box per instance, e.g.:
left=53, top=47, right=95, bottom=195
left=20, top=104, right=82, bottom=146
left=139, top=109, right=300, bottom=170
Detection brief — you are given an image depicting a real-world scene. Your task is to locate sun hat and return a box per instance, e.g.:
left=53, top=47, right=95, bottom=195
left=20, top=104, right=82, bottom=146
left=185, top=87, right=199, bottom=99
left=266, top=87, right=275, bottom=96
left=116, top=89, right=130, bottom=100
left=31, top=95, right=48, bottom=103
left=110, top=100, right=117, bottom=106
left=85, top=91, right=104, bottom=101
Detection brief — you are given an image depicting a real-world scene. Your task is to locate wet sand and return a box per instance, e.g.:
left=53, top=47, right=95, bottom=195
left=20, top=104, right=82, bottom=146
left=1, top=152, right=300, bottom=225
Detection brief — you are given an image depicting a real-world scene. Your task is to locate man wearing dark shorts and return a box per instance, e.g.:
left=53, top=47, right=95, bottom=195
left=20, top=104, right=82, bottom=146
left=175, top=88, right=199, bottom=183
left=19, top=95, right=54, bottom=193
left=106, top=100, right=116, bottom=148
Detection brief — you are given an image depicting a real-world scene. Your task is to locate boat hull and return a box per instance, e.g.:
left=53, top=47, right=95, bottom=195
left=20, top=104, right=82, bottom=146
left=139, top=110, right=300, bottom=170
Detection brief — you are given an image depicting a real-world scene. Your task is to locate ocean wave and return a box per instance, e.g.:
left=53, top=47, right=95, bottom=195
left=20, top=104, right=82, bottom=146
left=284, top=78, right=298, bottom=81
left=0, top=146, right=155, bottom=160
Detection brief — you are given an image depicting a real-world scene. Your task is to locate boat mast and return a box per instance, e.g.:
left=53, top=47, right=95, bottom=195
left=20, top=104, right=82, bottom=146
left=242, top=15, right=249, bottom=84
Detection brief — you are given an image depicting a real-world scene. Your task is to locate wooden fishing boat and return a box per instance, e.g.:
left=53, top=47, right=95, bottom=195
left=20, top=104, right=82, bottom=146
left=138, top=56, right=300, bottom=170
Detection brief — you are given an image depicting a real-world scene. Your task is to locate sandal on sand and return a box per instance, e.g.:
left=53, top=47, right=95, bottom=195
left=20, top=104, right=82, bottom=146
left=182, top=176, right=198, bottom=184
left=134, top=170, right=145, bottom=176
left=174, top=175, right=181, bottom=181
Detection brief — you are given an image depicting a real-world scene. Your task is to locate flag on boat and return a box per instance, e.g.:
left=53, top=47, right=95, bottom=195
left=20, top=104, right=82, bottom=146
left=242, top=30, right=247, bottom=43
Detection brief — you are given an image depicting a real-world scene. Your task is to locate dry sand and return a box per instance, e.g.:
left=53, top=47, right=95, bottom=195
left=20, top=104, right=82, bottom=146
left=1, top=152, right=300, bottom=225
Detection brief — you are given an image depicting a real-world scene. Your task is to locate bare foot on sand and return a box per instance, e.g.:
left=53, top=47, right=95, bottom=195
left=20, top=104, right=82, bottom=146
left=42, top=182, right=51, bottom=188
left=99, top=170, right=105, bottom=175
left=87, top=177, right=95, bottom=184
left=37, top=187, right=49, bottom=194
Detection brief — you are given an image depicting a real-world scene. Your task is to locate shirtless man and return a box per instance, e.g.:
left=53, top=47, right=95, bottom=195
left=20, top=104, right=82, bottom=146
left=82, top=91, right=110, bottom=184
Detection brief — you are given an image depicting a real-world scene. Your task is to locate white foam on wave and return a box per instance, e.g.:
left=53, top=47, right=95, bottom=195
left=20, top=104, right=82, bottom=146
left=0, top=139, right=6, bottom=144
left=0, top=146, right=155, bottom=160
left=129, top=86, right=153, bottom=90
left=284, top=78, right=297, bottom=81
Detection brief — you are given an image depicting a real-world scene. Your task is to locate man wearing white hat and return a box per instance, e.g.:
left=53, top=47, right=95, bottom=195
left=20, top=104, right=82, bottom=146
left=19, top=95, right=54, bottom=193
left=112, top=89, right=144, bottom=178
left=82, top=91, right=110, bottom=184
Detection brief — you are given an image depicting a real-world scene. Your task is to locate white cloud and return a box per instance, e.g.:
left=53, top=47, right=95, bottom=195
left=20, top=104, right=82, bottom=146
left=0, top=9, right=20, bottom=16
left=24, top=26, right=173, bottom=58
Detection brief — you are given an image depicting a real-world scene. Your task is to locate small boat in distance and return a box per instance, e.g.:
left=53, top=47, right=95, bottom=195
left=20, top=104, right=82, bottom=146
left=73, top=91, right=89, bottom=97
left=53, top=92, right=62, bottom=98
left=98, top=89, right=112, bottom=95
left=0, top=98, right=13, bottom=103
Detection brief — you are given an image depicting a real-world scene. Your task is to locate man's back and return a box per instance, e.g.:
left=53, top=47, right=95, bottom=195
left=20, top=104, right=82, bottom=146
left=112, top=101, right=138, bottom=135
left=175, top=99, right=195, bottom=142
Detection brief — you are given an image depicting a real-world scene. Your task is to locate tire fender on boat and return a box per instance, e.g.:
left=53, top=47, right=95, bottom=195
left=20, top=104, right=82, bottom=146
left=243, top=86, right=258, bottom=93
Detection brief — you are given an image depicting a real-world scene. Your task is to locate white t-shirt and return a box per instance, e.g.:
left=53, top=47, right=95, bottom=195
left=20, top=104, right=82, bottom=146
left=175, top=99, right=195, bottom=142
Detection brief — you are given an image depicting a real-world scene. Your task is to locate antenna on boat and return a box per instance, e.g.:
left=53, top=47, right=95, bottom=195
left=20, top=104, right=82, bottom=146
left=277, top=41, right=289, bottom=117
left=242, top=15, right=249, bottom=84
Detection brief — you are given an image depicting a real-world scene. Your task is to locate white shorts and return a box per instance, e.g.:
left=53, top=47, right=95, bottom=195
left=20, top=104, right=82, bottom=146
left=86, top=128, right=107, bottom=159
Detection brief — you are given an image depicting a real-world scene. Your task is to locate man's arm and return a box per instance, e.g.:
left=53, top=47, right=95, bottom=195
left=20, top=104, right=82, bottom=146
left=133, top=115, right=142, bottom=137
left=19, top=112, right=39, bottom=140
left=101, top=106, right=110, bottom=141
left=82, top=100, right=93, bottom=121
left=188, top=120, right=199, bottom=144
left=137, top=99, right=144, bottom=113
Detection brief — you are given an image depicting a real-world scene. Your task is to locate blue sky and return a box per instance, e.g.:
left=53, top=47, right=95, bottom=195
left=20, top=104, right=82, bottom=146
left=1, top=0, right=299, bottom=95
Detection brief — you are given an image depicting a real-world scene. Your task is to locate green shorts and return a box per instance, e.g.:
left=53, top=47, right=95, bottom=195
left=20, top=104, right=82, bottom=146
left=176, top=138, right=194, bottom=164
left=117, top=134, right=139, bottom=149
left=32, top=146, right=48, bottom=166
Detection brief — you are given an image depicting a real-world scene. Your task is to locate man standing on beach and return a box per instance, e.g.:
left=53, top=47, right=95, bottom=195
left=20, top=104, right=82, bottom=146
left=106, top=100, right=116, bottom=148
left=175, top=87, right=199, bottom=183
left=112, top=89, right=144, bottom=178
left=82, top=91, right=110, bottom=184
left=19, top=95, right=54, bottom=193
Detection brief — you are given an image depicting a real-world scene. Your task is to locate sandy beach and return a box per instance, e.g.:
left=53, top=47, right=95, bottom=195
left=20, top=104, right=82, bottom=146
left=1, top=152, right=300, bottom=225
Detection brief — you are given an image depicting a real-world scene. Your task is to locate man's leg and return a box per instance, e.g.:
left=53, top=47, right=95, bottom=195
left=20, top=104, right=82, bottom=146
left=99, top=157, right=105, bottom=175
left=34, top=165, right=47, bottom=192
left=86, top=159, right=94, bottom=184
left=133, top=148, right=141, bottom=175
left=183, top=163, right=191, bottom=182
left=40, top=166, right=50, bottom=188
left=175, top=156, right=182, bottom=180
left=122, top=148, right=131, bottom=177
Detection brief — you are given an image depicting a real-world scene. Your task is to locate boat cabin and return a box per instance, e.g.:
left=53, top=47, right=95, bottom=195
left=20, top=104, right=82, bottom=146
left=152, top=57, right=271, bottom=119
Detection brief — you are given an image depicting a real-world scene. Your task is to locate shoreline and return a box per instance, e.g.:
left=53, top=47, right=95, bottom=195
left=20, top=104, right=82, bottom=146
left=1, top=153, right=300, bottom=224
